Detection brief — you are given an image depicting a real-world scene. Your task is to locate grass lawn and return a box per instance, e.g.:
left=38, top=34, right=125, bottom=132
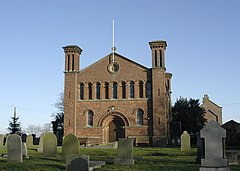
left=0, top=146, right=239, bottom=171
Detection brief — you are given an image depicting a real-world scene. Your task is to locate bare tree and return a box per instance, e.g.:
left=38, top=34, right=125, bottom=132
left=42, top=123, right=52, bottom=133
left=25, top=124, right=42, bottom=136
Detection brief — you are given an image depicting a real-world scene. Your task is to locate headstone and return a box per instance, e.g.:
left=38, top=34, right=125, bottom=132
left=0, top=134, right=4, bottom=147
left=180, top=131, right=191, bottom=151
left=196, top=131, right=204, bottom=163
left=42, top=132, right=57, bottom=157
left=114, top=138, right=134, bottom=165
left=26, top=134, right=33, bottom=148
left=62, top=133, right=80, bottom=161
left=21, top=134, right=27, bottom=142
left=199, top=120, right=229, bottom=171
left=66, top=154, right=89, bottom=171
left=38, top=133, right=46, bottom=153
left=7, top=134, right=22, bottom=162
left=22, top=142, right=29, bottom=159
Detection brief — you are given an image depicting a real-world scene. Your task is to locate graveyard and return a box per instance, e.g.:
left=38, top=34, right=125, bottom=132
left=0, top=128, right=240, bottom=171
left=0, top=146, right=240, bottom=171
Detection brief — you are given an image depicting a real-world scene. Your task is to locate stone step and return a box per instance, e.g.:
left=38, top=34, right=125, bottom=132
left=89, top=161, right=106, bottom=171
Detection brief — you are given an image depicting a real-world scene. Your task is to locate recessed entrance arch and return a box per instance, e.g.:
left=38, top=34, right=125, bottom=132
left=98, top=112, right=129, bottom=143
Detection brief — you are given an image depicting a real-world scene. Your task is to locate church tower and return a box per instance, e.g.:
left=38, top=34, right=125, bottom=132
left=149, top=40, right=169, bottom=146
left=63, top=45, right=82, bottom=135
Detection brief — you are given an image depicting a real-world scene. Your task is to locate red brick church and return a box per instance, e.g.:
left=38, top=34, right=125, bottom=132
left=63, top=40, right=172, bottom=146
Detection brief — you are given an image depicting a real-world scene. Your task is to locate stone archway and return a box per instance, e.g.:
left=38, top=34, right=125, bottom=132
left=99, top=112, right=129, bottom=143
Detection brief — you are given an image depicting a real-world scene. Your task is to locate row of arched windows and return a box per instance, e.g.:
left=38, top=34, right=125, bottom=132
left=79, top=80, right=148, bottom=100
left=86, top=109, right=144, bottom=127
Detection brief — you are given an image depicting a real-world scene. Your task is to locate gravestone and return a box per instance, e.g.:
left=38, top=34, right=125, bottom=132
left=62, top=133, right=80, bottom=161
left=199, top=120, right=229, bottom=171
left=0, top=134, right=4, bottom=147
left=42, top=132, right=57, bottom=157
left=21, top=133, right=27, bottom=142
left=22, top=142, right=29, bottom=159
left=38, top=133, right=46, bottom=153
left=7, top=134, right=22, bottom=162
left=196, top=131, right=204, bottom=164
left=26, top=134, right=33, bottom=147
left=66, top=154, right=89, bottom=171
left=114, top=138, right=134, bottom=165
left=180, top=131, right=191, bottom=151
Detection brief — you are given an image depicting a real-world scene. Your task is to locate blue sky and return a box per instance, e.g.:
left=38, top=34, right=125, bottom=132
left=0, top=0, right=240, bottom=134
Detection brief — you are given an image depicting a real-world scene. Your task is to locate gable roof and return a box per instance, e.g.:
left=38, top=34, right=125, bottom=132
left=79, top=52, right=148, bottom=73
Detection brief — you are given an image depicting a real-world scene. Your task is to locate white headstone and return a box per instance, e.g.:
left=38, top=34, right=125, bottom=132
left=42, top=132, right=57, bottom=157
left=22, top=142, right=29, bottom=159
left=114, top=138, right=134, bottom=165
left=180, top=131, right=191, bottom=151
left=0, top=134, right=4, bottom=147
left=26, top=135, right=33, bottom=147
left=62, top=133, right=80, bottom=161
left=199, top=120, right=229, bottom=171
left=38, top=133, right=46, bottom=153
left=7, top=134, right=22, bottom=162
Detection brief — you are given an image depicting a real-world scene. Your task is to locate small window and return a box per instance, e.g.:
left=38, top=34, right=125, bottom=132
left=96, top=82, right=101, bottom=99
left=88, top=110, right=93, bottom=126
left=113, top=82, right=118, bottom=99
left=137, top=109, right=144, bottom=126
left=130, top=81, right=135, bottom=98
left=80, top=83, right=84, bottom=100
left=88, top=83, right=93, bottom=100
left=122, top=81, right=126, bottom=99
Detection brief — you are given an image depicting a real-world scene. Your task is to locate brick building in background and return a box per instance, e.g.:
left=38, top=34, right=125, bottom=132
left=63, top=40, right=172, bottom=146
left=201, top=94, right=222, bottom=125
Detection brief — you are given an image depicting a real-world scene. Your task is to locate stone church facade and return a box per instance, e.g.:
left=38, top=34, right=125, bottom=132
left=63, top=40, right=172, bottom=146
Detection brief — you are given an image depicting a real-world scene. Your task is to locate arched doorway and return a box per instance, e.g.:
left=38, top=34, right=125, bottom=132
left=98, top=112, right=129, bottom=143
left=109, top=117, right=125, bottom=142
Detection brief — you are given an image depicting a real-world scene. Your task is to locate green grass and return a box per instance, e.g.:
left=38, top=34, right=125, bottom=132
left=0, top=146, right=239, bottom=171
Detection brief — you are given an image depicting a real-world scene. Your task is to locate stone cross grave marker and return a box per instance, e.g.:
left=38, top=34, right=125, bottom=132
left=199, top=120, right=229, bottom=171
left=43, top=132, right=57, bottom=157
left=181, top=131, right=191, bottom=151
left=114, top=138, right=134, bottom=165
left=38, top=133, right=46, bottom=153
left=7, top=134, right=22, bottom=162
left=62, top=133, right=80, bottom=161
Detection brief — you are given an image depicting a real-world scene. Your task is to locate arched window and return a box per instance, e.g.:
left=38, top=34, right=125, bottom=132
left=88, top=83, right=93, bottom=100
left=154, top=50, right=157, bottom=67
left=72, top=54, right=75, bottom=70
left=122, top=81, right=126, bottom=99
left=113, top=82, right=117, bottom=99
left=96, top=82, right=101, bottom=99
left=87, top=110, right=93, bottom=126
left=136, top=109, right=144, bottom=126
left=139, top=81, right=144, bottom=98
left=159, top=49, right=163, bottom=67
left=130, top=81, right=135, bottom=98
left=105, top=82, right=109, bottom=99
left=80, top=83, right=84, bottom=100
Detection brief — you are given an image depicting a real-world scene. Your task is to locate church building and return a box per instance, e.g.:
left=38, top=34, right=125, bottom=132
left=63, top=40, right=172, bottom=146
